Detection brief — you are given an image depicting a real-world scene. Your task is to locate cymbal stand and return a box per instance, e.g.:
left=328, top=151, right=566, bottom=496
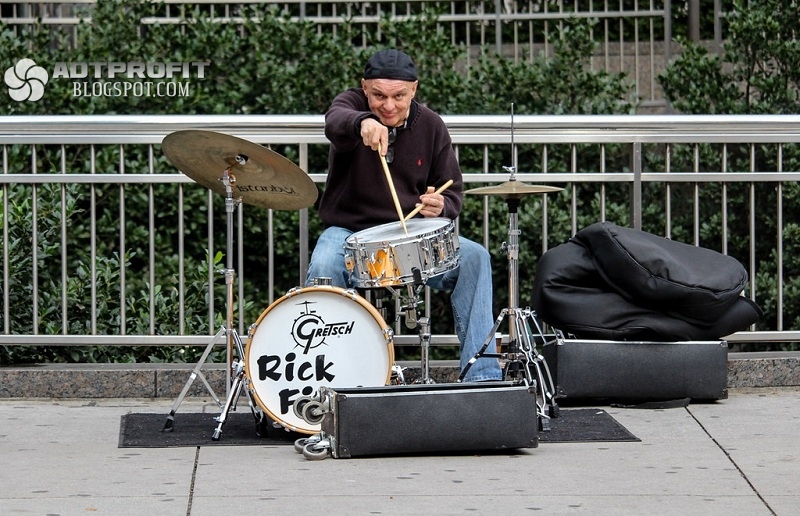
left=164, top=157, right=264, bottom=440
left=458, top=172, right=559, bottom=428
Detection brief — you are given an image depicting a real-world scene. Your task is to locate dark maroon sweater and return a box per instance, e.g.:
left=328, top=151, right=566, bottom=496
left=319, top=88, right=464, bottom=232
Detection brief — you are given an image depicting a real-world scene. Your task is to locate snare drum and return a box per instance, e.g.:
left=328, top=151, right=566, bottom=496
left=344, top=217, right=460, bottom=288
left=245, top=285, right=394, bottom=434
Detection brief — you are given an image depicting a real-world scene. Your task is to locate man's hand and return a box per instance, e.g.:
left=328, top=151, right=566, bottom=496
left=359, top=118, right=389, bottom=156
left=416, top=186, right=445, bottom=218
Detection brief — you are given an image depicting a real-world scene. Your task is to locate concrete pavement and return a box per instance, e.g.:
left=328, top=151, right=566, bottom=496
left=0, top=387, right=798, bottom=515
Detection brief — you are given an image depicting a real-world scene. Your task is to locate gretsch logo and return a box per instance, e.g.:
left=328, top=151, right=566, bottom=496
left=291, top=299, right=355, bottom=353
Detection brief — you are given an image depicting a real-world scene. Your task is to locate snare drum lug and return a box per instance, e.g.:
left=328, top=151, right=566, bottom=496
left=411, top=267, right=423, bottom=285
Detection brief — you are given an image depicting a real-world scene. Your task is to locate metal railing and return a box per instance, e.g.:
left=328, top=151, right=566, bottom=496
left=1, top=114, right=800, bottom=352
left=1, top=0, right=673, bottom=110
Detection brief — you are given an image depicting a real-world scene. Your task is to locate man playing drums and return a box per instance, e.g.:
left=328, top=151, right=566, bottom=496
left=306, top=49, right=502, bottom=383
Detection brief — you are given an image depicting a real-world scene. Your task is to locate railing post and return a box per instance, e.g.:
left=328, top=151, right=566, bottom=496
left=664, top=0, right=673, bottom=113
left=688, top=0, right=700, bottom=42
left=299, top=143, right=310, bottom=285
left=631, top=141, right=642, bottom=230
left=494, top=0, right=502, bottom=54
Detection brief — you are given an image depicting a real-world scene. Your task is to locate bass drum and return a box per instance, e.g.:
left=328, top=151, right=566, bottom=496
left=245, top=285, right=394, bottom=434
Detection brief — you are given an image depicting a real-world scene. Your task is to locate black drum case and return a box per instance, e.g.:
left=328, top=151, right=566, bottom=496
left=542, top=337, right=729, bottom=401
left=318, top=382, right=539, bottom=458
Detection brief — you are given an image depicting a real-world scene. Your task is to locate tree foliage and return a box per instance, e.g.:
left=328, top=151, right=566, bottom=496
left=661, top=0, right=800, bottom=114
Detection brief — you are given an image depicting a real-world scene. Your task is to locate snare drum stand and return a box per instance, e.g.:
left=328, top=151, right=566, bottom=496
left=458, top=171, right=560, bottom=428
left=163, top=160, right=265, bottom=441
left=386, top=270, right=435, bottom=384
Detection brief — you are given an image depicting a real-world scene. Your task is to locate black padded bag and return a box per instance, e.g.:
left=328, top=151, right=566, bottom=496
left=531, top=224, right=762, bottom=341
left=573, top=222, right=748, bottom=325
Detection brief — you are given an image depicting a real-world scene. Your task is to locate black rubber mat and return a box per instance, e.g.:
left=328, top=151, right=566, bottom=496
left=119, top=408, right=637, bottom=448
left=538, top=408, right=640, bottom=443
left=118, top=411, right=300, bottom=448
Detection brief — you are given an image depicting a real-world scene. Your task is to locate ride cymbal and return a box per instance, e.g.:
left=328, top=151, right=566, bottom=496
left=465, top=180, right=563, bottom=200
left=162, top=130, right=318, bottom=210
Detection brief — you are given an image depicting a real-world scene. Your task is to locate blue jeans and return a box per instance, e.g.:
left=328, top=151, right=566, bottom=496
left=306, top=226, right=503, bottom=382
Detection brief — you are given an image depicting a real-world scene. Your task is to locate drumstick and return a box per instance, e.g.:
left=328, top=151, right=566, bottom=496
left=403, top=179, right=454, bottom=221
left=377, top=143, right=409, bottom=236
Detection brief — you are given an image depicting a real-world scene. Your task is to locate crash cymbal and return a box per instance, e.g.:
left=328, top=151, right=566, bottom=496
left=162, top=130, right=318, bottom=210
left=465, top=180, right=563, bottom=200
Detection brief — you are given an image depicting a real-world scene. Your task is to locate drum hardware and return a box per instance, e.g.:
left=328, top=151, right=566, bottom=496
left=416, top=317, right=433, bottom=384
left=160, top=130, right=317, bottom=440
left=381, top=275, right=437, bottom=384
left=210, top=329, right=251, bottom=440
left=386, top=279, right=433, bottom=384
left=365, top=295, right=414, bottom=385
left=395, top=278, right=424, bottom=330
left=461, top=158, right=564, bottom=429
left=368, top=295, right=405, bottom=386
left=371, top=295, right=389, bottom=322
left=295, top=431, right=332, bottom=461
left=291, top=386, right=339, bottom=460
left=390, top=364, right=407, bottom=385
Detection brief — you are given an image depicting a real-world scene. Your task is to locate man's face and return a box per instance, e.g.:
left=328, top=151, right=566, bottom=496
left=361, top=78, right=418, bottom=127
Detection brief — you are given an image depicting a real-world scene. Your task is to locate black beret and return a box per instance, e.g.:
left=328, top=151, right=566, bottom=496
left=363, top=49, right=418, bottom=81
